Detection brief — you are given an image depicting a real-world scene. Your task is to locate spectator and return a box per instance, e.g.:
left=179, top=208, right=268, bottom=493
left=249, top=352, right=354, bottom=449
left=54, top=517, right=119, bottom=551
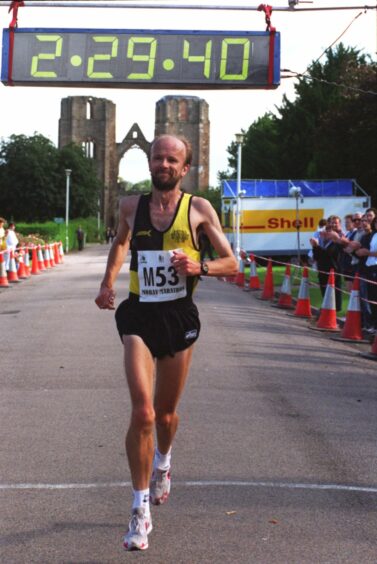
left=346, top=212, right=364, bottom=283
left=310, top=215, right=344, bottom=311
left=356, top=215, right=377, bottom=333
left=308, top=218, right=327, bottom=266
left=340, top=214, right=357, bottom=290
left=76, top=226, right=84, bottom=251
left=355, top=217, right=374, bottom=331
left=105, top=227, right=111, bottom=244
left=0, top=217, right=6, bottom=251
left=365, top=208, right=377, bottom=225
left=5, top=222, right=19, bottom=270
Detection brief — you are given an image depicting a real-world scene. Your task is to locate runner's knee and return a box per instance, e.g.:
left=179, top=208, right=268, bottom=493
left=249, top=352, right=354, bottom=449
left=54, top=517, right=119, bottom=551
left=131, top=406, right=155, bottom=431
left=155, top=411, right=178, bottom=429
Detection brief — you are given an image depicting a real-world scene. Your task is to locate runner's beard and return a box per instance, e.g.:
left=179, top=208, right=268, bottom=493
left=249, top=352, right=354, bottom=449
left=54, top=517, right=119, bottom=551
left=152, top=172, right=179, bottom=192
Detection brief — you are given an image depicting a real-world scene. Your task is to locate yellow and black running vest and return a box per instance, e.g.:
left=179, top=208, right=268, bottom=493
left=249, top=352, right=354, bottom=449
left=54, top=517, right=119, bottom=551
left=129, top=192, right=200, bottom=302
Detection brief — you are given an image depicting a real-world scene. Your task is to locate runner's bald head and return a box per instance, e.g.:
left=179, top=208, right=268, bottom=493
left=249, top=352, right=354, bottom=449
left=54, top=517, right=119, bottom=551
left=148, top=135, right=193, bottom=167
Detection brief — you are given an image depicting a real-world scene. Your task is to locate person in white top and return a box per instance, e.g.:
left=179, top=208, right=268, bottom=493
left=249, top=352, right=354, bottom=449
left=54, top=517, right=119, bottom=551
left=5, top=222, right=19, bottom=270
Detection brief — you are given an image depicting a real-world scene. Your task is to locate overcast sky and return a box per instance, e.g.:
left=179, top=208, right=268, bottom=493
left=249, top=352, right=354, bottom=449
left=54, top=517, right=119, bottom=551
left=0, top=0, right=375, bottom=185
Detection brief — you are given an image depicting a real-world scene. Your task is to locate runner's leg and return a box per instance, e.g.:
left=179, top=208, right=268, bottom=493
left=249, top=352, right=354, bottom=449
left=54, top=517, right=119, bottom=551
left=123, top=334, right=155, bottom=490
left=154, top=346, right=194, bottom=454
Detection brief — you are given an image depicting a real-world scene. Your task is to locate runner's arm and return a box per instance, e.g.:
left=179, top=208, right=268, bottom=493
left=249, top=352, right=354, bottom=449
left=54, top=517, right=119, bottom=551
left=171, top=197, right=238, bottom=277
left=95, top=197, right=133, bottom=309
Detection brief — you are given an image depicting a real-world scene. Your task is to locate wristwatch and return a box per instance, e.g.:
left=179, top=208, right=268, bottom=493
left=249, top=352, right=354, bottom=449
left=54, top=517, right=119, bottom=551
left=200, top=261, right=209, bottom=276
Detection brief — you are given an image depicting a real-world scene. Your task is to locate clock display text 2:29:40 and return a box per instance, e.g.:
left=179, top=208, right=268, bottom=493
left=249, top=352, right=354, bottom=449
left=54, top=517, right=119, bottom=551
left=17, top=29, right=279, bottom=88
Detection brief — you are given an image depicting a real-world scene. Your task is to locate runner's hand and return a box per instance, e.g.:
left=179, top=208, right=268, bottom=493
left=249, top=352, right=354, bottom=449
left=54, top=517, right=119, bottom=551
left=95, top=286, right=116, bottom=309
left=170, top=251, right=200, bottom=276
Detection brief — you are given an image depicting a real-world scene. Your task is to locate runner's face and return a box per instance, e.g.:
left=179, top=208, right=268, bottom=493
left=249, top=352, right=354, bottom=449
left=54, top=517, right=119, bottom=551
left=366, top=211, right=375, bottom=224
left=149, top=137, right=190, bottom=192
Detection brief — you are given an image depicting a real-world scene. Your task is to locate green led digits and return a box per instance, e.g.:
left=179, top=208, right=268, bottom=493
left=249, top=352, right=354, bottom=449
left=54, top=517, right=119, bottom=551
left=87, top=36, right=118, bottom=78
left=127, top=37, right=157, bottom=80
left=30, top=35, right=62, bottom=77
left=220, top=38, right=250, bottom=81
left=183, top=39, right=212, bottom=78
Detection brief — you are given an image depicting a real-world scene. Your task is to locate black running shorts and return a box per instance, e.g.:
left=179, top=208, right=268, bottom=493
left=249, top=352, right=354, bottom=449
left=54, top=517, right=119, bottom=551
left=115, top=294, right=201, bottom=359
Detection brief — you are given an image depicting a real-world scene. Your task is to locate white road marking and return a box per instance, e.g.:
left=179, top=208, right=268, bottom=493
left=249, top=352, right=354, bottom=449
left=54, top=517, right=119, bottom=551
left=0, top=480, right=377, bottom=493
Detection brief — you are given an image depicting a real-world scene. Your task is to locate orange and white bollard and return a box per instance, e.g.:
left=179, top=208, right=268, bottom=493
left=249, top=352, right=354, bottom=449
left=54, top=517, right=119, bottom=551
left=0, top=252, right=9, bottom=287
left=247, top=254, right=260, bottom=291
left=259, top=258, right=274, bottom=301
left=274, top=264, right=293, bottom=309
left=7, top=250, right=20, bottom=283
left=293, top=266, right=312, bottom=318
left=311, top=269, right=339, bottom=332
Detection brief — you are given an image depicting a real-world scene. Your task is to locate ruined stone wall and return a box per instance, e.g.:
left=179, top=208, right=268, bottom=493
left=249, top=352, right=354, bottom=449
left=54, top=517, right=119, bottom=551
left=58, top=96, right=118, bottom=227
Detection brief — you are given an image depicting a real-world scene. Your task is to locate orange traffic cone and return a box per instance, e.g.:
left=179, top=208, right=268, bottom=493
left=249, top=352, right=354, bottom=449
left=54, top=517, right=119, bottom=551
left=332, top=274, right=369, bottom=343
left=24, top=247, right=31, bottom=276
left=43, top=245, right=51, bottom=269
left=235, top=257, right=245, bottom=287
left=274, top=264, right=294, bottom=309
left=17, top=250, right=29, bottom=279
left=311, top=269, right=339, bottom=332
left=360, top=333, right=377, bottom=361
left=31, top=246, right=40, bottom=275
left=49, top=244, right=56, bottom=267
left=0, top=253, right=9, bottom=287
left=247, top=254, right=260, bottom=291
left=7, top=250, right=20, bottom=283
left=53, top=242, right=60, bottom=265
left=37, top=245, right=46, bottom=271
left=259, top=258, right=274, bottom=300
left=59, top=241, right=64, bottom=263
left=292, top=266, right=312, bottom=318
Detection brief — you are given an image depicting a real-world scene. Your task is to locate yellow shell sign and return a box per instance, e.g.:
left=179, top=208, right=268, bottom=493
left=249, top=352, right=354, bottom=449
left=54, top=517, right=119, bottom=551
left=241, top=209, right=324, bottom=233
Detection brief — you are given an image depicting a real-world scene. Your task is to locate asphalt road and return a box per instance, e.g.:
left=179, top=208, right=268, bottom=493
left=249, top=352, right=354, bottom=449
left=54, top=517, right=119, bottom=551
left=1, top=244, right=377, bottom=564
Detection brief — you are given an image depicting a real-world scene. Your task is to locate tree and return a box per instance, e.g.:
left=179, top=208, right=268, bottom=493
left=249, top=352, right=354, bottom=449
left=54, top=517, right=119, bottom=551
left=310, top=58, right=377, bottom=200
left=276, top=44, right=371, bottom=179
left=0, top=134, right=60, bottom=222
left=223, top=44, right=377, bottom=203
left=225, top=114, right=280, bottom=179
left=0, top=135, right=102, bottom=221
left=58, top=143, right=101, bottom=218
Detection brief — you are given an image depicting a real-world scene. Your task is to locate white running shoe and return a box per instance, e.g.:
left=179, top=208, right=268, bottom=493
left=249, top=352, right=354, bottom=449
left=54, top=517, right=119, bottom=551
left=150, top=468, right=171, bottom=505
left=123, top=507, right=152, bottom=551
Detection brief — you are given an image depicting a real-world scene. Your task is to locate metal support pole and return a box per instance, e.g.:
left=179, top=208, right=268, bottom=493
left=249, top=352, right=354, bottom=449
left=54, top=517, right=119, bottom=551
left=65, top=169, right=72, bottom=253
left=295, top=194, right=301, bottom=266
left=0, top=1, right=374, bottom=11
left=235, top=133, right=244, bottom=260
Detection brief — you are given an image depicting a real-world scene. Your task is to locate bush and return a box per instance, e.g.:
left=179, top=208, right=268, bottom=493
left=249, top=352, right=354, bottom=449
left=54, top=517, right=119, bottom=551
left=15, top=217, right=104, bottom=251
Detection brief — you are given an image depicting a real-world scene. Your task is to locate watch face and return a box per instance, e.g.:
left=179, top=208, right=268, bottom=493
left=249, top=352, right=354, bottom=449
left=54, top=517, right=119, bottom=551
left=201, top=262, right=209, bottom=275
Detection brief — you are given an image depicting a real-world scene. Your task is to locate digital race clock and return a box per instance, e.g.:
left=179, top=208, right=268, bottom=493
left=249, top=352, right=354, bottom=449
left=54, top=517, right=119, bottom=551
left=1, top=28, right=280, bottom=89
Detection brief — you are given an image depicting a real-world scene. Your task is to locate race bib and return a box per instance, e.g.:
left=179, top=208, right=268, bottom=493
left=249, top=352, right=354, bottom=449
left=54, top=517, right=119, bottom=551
left=138, top=249, right=187, bottom=302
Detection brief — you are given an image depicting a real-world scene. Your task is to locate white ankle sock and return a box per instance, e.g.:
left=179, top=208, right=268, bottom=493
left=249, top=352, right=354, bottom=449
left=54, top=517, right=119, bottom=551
left=154, top=447, right=172, bottom=471
left=132, top=488, right=150, bottom=517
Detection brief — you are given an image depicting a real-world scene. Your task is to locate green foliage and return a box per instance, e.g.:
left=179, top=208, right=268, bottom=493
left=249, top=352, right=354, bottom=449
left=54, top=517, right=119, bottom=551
left=224, top=44, right=377, bottom=204
left=0, top=135, right=103, bottom=222
left=16, top=221, right=61, bottom=242
left=14, top=217, right=102, bottom=251
left=130, top=178, right=152, bottom=192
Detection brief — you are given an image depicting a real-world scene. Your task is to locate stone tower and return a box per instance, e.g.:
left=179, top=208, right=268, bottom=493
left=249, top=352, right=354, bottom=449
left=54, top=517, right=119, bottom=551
left=155, top=95, right=210, bottom=193
left=58, top=96, right=118, bottom=228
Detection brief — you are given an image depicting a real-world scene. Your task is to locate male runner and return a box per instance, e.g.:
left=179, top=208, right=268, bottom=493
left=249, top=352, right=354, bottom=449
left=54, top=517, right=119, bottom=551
left=95, top=134, right=238, bottom=551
